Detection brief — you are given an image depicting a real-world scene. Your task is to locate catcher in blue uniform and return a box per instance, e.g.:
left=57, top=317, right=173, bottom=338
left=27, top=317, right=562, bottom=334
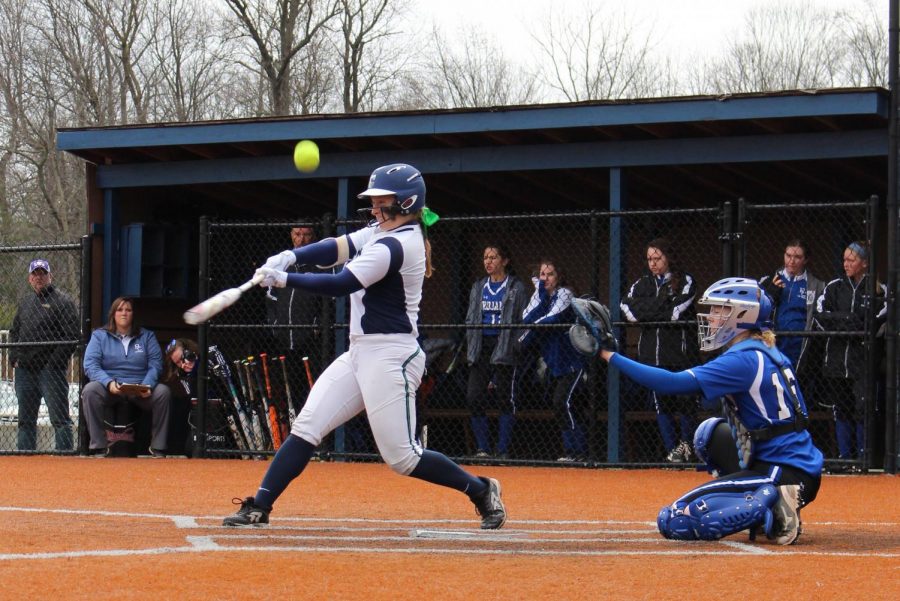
left=570, top=278, right=823, bottom=544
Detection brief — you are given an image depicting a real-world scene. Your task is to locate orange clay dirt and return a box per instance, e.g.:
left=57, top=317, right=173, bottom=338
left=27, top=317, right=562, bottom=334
left=1, top=456, right=898, bottom=601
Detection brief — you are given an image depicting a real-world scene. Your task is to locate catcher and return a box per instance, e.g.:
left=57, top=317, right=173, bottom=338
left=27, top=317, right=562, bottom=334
left=569, top=278, right=823, bottom=545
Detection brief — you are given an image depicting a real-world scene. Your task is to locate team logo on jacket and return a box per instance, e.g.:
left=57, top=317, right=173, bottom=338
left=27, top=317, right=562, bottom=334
left=134, top=343, right=144, bottom=353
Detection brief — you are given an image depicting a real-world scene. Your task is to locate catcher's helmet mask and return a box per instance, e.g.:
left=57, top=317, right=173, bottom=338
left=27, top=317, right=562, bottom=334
left=697, top=277, right=773, bottom=352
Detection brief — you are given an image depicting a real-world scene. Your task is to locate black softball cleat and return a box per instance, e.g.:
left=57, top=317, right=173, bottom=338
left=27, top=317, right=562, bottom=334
left=223, top=496, right=270, bottom=527
left=472, top=477, right=507, bottom=530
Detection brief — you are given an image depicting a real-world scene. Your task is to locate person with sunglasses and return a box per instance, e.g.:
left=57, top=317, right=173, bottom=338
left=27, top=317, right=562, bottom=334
left=161, top=338, right=199, bottom=456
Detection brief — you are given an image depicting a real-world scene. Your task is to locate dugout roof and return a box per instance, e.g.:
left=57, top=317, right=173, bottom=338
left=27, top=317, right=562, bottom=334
left=57, top=87, right=889, bottom=319
left=58, top=87, right=888, bottom=216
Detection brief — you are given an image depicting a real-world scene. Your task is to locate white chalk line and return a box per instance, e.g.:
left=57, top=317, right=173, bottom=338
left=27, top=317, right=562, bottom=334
left=0, top=506, right=898, bottom=561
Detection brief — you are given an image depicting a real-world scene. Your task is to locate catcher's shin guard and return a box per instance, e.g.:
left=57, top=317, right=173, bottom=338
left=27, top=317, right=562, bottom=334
left=657, top=484, right=778, bottom=541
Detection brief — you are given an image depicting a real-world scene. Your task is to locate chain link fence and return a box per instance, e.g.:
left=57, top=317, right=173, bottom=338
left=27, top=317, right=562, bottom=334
left=0, top=239, right=88, bottom=454
left=195, top=199, right=882, bottom=470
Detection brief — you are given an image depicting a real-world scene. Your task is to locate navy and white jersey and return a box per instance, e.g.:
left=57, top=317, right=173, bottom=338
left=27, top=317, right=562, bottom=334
left=687, top=339, right=823, bottom=477
left=343, top=222, right=424, bottom=339
left=480, top=276, right=509, bottom=337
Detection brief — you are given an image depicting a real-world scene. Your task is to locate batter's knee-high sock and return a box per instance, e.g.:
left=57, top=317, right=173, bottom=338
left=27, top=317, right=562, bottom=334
left=835, top=418, right=853, bottom=459
left=470, top=416, right=490, bottom=453
left=254, top=434, right=316, bottom=509
left=656, top=412, right=677, bottom=451
left=409, top=449, right=488, bottom=498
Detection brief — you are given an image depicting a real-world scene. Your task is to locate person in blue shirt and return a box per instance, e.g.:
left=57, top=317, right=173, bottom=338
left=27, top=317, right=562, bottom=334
left=464, top=243, right=527, bottom=459
left=596, top=278, right=823, bottom=545
left=759, top=239, right=825, bottom=371
left=82, top=297, right=171, bottom=456
left=520, top=259, right=587, bottom=461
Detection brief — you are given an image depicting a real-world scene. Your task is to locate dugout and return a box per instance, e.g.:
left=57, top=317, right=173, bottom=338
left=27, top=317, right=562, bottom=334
left=57, top=87, right=888, bottom=330
left=56, top=87, right=894, bottom=466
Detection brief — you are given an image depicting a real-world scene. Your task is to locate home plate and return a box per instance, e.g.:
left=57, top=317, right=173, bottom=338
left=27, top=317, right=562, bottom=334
left=410, top=529, right=524, bottom=539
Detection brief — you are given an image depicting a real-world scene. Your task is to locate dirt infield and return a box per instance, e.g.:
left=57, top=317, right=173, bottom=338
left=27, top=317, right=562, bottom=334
left=1, top=456, right=898, bottom=600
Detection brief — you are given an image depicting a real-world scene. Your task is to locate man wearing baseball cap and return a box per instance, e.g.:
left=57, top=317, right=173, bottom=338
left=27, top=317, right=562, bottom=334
left=9, top=258, right=79, bottom=451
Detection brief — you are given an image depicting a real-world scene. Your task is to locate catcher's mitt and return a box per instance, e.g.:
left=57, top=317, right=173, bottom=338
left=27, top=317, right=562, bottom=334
left=568, top=298, right=618, bottom=356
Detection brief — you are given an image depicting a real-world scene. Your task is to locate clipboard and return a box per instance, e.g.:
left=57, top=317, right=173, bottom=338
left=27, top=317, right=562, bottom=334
left=118, top=383, right=152, bottom=396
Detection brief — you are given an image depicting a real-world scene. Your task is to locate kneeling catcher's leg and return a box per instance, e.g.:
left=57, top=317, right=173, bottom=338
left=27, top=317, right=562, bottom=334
left=657, top=484, right=778, bottom=541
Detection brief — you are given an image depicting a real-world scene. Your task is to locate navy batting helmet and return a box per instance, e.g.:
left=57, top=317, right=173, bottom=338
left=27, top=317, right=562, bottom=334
left=357, top=163, right=426, bottom=215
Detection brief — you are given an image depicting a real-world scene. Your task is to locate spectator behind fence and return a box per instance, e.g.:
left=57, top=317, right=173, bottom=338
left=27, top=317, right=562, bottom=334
left=519, top=259, right=587, bottom=462
left=465, top=243, right=528, bottom=459
left=814, top=241, right=886, bottom=462
left=758, top=239, right=825, bottom=371
left=620, top=238, right=699, bottom=463
left=9, top=259, right=78, bottom=451
left=160, top=338, right=198, bottom=456
left=265, top=225, right=323, bottom=415
left=82, top=297, right=171, bottom=457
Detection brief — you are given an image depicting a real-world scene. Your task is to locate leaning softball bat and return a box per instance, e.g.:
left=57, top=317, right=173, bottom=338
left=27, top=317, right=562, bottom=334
left=293, top=139, right=320, bottom=173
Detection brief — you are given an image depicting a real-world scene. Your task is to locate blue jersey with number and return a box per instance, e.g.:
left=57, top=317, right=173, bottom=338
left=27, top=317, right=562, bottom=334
left=481, top=277, right=508, bottom=337
left=687, top=339, right=823, bottom=477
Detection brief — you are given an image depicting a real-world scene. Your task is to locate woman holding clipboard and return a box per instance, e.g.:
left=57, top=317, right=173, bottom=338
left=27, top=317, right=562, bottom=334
left=82, top=296, right=171, bottom=457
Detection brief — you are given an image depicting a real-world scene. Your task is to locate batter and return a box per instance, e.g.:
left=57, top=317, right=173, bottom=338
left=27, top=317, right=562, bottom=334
left=223, top=163, right=506, bottom=529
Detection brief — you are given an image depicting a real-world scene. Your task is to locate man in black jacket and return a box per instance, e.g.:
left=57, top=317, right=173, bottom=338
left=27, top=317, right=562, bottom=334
left=265, top=226, right=322, bottom=416
left=9, top=259, right=79, bottom=450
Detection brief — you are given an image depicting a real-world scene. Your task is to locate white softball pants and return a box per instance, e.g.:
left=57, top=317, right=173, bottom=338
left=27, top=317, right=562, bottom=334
left=290, top=334, right=426, bottom=475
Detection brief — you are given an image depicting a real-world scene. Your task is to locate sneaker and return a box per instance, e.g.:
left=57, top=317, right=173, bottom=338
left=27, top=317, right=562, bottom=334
left=665, top=441, right=690, bottom=463
left=148, top=447, right=166, bottom=458
left=681, top=441, right=694, bottom=462
left=223, top=496, right=270, bottom=527
left=471, top=477, right=506, bottom=530
left=770, top=484, right=802, bottom=545
left=557, top=455, right=577, bottom=463
left=474, top=450, right=490, bottom=458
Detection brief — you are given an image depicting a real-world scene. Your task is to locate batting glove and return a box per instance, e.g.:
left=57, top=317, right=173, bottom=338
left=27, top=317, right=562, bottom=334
left=262, top=249, right=297, bottom=272
left=255, top=267, right=287, bottom=288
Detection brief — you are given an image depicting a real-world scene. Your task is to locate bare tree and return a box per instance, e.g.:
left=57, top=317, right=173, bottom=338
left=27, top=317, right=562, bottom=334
left=223, top=0, right=339, bottom=116
left=80, top=0, right=157, bottom=124
left=148, top=0, right=242, bottom=121
left=841, top=0, right=887, bottom=87
left=0, top=0, right=28, bottom=236
left=697, top=2, right=845, bottom=94
left=532, top=3, right=659, bottom=101
left=335, top=0, right=399, bottom=112
left=291, top=34, right=337, bottom=114
left=419, top=25, right=541, bottom=109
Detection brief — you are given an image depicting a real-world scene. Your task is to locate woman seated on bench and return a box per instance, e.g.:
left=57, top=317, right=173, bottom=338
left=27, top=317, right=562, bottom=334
left=82, top=296, right=171, bottom=457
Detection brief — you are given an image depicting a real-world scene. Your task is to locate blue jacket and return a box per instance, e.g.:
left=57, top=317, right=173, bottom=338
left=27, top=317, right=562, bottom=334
left=83, top=328, right=163, bottom=388
left=520, top=280, right=584, bottom=377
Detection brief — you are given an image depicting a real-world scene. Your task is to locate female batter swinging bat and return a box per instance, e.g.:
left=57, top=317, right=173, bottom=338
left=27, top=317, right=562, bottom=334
left=223, top=163, right=507, bottom=529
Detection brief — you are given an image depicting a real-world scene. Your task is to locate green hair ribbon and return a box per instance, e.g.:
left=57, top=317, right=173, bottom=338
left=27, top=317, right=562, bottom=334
left=421, top=207, right=440, bottom=228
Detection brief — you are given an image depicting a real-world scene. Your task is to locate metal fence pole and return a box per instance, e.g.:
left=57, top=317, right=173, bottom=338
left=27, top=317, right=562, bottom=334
left=607, top=168, right=624, bottom=463
left=736, top=198, right=747, bottom=277
left=78, top=235, right=92, bottom=454
left=333, top=178, right=350, bottom=455
left=720, top=201, right=734, bottom=277
left=885, top=0, right=899, bottom=474
left=864, top=195, right=879, bottom=471
left=194, top=216, right=210, bottom=458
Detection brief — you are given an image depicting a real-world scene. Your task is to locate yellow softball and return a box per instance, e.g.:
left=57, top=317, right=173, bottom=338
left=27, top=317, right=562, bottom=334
left=293, top=139, right=320, bottom=173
